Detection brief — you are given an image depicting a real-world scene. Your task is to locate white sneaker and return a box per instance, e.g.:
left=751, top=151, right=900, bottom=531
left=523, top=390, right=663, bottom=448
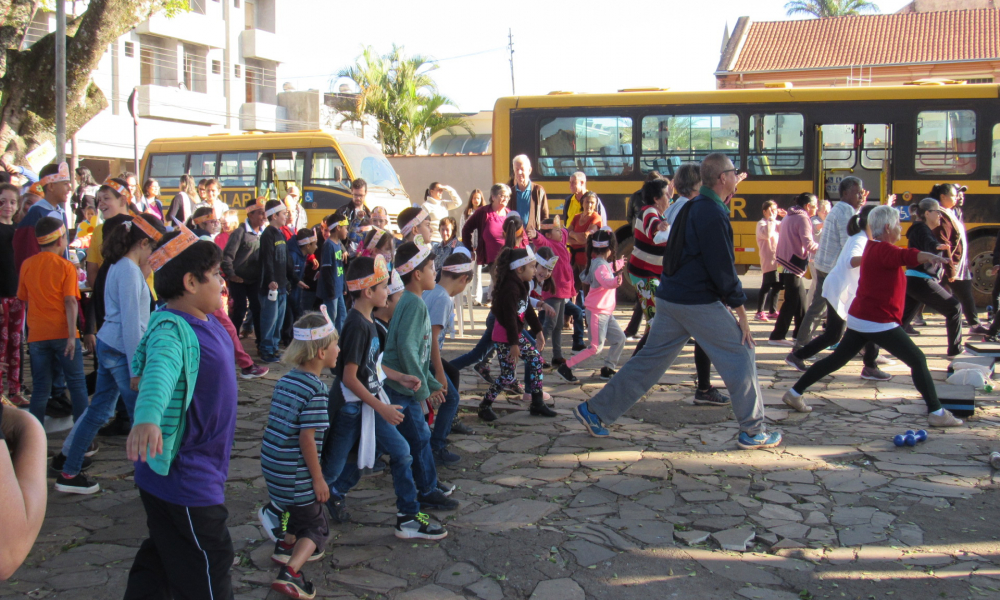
left=768, top=339, right=795, bottom=347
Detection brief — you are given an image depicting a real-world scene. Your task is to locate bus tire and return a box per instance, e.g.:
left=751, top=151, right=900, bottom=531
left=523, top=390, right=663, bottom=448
left=735, top=264, right=750, bottom=276
left=616, top=236, right=637, bottom=304
left=968, top=232, right=997, bottom=308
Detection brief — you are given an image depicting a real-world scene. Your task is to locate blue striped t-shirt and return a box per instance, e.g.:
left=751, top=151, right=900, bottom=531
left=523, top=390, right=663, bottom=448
left=260, top=369, right=329, bottom=506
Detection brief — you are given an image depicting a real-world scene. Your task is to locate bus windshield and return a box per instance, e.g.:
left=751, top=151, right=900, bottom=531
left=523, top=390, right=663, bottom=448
left=339, top=142, right=403, bottom=190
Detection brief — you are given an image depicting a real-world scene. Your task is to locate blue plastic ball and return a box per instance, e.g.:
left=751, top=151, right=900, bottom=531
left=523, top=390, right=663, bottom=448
left=915, top=430, right=927, bottom=442
left=905, top=430, right=915, bottom=436
left=894, top=434, right=905, bottom=447
left=904, top=434, right=917, bottom=447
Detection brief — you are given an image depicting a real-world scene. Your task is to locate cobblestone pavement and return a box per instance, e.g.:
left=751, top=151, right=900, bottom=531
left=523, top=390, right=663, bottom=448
left=5, top=306, right=1000, bottom=600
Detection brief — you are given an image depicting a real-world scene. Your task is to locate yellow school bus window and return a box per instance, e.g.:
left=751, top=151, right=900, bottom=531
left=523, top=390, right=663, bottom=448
left=189, top=153, right=218, bottom=179
left=148, top=154, right=185, bottom=187
left=821, top=124, right=856, bottom=169
left=748, top=113, right=805, bottom=176
left=640, top=114, right=739, bottom=176
left=537, top=116, right=633, bottom=177
left=915, top=110, right=977, bottom=175
left=219, top=152, right=257, bottom=188
left=991, top=124, right=1000, bottom=185
left=861, top=125, right=889, bottom=170
left=311, top=151, right=349, bottom=190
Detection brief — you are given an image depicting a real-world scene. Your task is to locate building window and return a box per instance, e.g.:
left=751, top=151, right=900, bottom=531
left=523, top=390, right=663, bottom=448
left=748, top=113, right=805, bottom=176
left=640, top=113, right=739, bottom=175
left=234, top=64, right=241, bottom=78
left=537, top=116, right=633, bottom=177
left=915, top=110, right=977, bottom=175
left=182, top=44, right=208, bottom=93
left=234, top=0, right=240, bottom=6
left=212, top=60, right=221, bottom=75
left=190, top=0, right=207, bottom=13
left=244, top=59, right=276, bottom=104
left=124, top=41, right=134, bottom=58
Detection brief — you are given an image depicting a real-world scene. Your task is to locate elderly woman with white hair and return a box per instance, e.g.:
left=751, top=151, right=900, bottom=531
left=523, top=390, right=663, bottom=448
left=782, top=205, right=963, bottom=428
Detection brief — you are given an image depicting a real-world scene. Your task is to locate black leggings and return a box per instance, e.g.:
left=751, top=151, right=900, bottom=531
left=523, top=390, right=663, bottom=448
left=902, top=277, right=963, bottom=355
left=948, top=278, right=981, bottom=326
left=624, top=301, right=644, bottom=337
left=770, top=273, right=806, bottom=341
left=757, top=270, right=781, bottom=314
left=792, top=327, right=941, bottom=413
left=794, top=300, right=878, bottom=367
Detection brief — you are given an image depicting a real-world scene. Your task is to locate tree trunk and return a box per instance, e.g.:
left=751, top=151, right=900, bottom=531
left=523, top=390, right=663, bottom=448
left=0, top=0, right=177, bottom=163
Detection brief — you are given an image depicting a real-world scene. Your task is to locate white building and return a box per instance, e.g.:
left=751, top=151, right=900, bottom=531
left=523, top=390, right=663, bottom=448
left=27, top=0, right=292, bottom=181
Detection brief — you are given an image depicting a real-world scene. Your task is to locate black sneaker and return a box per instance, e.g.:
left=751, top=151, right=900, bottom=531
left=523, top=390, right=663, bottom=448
left=270, top=540, right=324, bottom=565
left=395, top=513, right=448, bottom=540
left=599, top=367, right=616, bottom=380
left=362, top=458, right=387, bottom=477
left=433, top=447, right=461, bottom=466
left=572, top=343, right=588, bottom=352
left=541, top=360, right=552, bottom=370
left=472, top=361, right=493, bottom=384
left=693, top=387, right=730, bottom=406
left=450, top=421, right=476, bottom=435
left=784, top=353, right=808, bottom=372
left=478, top=404, right=498, bottom=422
left=271, top=565, right=316, bottom=599
left=417, top=489, right=459, bottom=511
left=986, top=334, right=1000, bottom=343
left=45, top=394, right=72, bottom=418
left=50, top=452, right=92, bottom=473
left=326, top=494, right=351, bottom=524
left=503, top=380, right=525, bottom=395
left=258, top=502, right=286, bottom=542
left=98, top=413, right=131, bottom=437
left=54, top=472, right=100, bottom=495
left=437, top=480, right=456, bottom=496
left=556, top=364, right=578, bottom=383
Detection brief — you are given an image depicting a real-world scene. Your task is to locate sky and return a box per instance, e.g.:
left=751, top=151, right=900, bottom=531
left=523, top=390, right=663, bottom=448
left=281, top=0, right=912, bottom=114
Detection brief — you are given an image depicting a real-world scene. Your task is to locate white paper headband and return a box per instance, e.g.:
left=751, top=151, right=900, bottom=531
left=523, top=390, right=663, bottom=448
left=293, top=304, right=337, bottom=341
left=396, top=243, right=432, bottom=275
left=400, top=208, right=428, bottom=237
left=510, top=246, right=536, bottom=270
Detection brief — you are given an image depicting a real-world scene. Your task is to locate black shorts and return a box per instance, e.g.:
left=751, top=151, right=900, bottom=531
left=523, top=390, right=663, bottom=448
left=286, top=502, right=329, bottom=549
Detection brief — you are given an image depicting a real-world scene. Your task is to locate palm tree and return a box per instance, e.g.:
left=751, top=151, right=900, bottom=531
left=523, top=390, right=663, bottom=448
left=784, top=0, right=880, bottom=18
left=335, top=46, right=471, bottom=155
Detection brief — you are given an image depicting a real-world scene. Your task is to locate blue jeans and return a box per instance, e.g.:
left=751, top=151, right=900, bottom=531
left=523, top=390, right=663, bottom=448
left=429, top=364, right=460, bottom=452
left=450, top=314, right=495, bottom=370
left=564, top=300, right=586, bottom=347
left=61, top=340, right=137, bottom=476
left=258, top=290, right=287, bottom=356
left=28, top=338, right=88, bottom=423
left=320, top=401, right=421, bottom=515
left=322, top=296, right=347, bottom=333
left=384, top=386, right=438, bottom=495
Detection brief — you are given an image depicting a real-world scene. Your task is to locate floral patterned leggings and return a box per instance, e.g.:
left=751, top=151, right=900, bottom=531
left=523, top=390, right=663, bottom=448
left=0, top=297, right=25, bottom=395
left=629, top=274, right=660, bottom=322
left=483, top=332, right=543, bottom=404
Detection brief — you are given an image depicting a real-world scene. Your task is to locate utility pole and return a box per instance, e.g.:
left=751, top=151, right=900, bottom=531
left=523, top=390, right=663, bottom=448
left=507, top=28, right=515, bottom=95
left=55, top=0, right=66, bottom=163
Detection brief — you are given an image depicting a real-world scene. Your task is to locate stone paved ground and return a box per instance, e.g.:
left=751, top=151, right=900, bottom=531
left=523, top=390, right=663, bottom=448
left=5, top=305, right=1000, bottom=600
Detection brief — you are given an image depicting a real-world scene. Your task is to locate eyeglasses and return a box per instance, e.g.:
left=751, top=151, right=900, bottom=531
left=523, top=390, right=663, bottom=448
left=721, top=168, right=739, bottom=175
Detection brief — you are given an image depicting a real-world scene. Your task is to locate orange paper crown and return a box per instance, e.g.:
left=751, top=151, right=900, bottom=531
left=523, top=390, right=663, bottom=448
left=40, top=162, right=70, bottom=187
left=28, top=181, right=44, bottom=197
left=346, top=255, right=389, bottom=292
left=147, top=222, right=199, bottom=272
left=36, top=224, right=66, bottom=245
left=128, top=212, right=164, bottom=242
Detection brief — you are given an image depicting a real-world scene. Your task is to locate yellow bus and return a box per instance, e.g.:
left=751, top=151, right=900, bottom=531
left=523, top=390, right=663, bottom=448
left=140, top=130, right=411, bottom=228
left=493, top=84, right=1000, bottom=303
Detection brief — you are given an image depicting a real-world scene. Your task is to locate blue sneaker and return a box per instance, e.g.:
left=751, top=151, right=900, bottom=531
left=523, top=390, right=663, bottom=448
left=573, top=402, right=609, bottom=437
left=737, top=430, right=783, bottom=450
left=261, top=354, right=281, bottom=363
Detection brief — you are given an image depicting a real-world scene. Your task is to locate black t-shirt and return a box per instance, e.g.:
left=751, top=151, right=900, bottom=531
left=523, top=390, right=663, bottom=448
left=0, top=223, right=16, bottom=297
left=328, top=309, right=382, bottom=416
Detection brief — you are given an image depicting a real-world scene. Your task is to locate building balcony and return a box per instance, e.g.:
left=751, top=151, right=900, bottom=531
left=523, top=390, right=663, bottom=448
left=240, top=102, right=287, bottom=132
left=138, top=85, right=227, bottom=126
left=240, top=29, right=285, bottom=63
left=137, top=13, right=225, bottom=48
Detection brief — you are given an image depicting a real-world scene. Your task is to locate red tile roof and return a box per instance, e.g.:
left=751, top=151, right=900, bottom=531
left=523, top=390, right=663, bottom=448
left=729, top=9, right=1000, bottom=72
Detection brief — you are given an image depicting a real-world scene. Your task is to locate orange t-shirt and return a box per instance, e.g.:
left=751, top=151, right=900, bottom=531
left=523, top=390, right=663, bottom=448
left=569, top=212, right=602, bottom=250
left=17, top=251, right=81, bottom=342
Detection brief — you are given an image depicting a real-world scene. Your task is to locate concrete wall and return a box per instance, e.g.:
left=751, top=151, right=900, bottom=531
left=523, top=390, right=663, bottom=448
left=387, top=154, right=493, bottom=218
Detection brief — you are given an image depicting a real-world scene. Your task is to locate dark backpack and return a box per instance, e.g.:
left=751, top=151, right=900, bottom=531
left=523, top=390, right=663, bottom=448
left=661, top=198, right=705, bottom=277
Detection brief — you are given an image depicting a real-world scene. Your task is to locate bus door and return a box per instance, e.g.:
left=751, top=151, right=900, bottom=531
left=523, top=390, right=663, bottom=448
left=817, top=123, right=892, bottom=206
left=256, top=151, right=304, bottom=203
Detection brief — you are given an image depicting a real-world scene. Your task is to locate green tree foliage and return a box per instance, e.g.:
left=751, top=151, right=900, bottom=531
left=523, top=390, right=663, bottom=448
left=0, top=0, right=189, bottom=162
left=335, top=45, right=471, bottom=155
left=784, top=0, right=880, bottom=18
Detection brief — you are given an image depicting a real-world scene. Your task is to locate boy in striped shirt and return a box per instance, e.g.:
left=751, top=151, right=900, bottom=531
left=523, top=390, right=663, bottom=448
left=260, top=311, right=340, bottom=599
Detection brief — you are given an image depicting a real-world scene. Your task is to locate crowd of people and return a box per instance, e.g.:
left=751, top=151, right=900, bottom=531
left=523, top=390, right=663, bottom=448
left=0, top=151, right=984, bottom=598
